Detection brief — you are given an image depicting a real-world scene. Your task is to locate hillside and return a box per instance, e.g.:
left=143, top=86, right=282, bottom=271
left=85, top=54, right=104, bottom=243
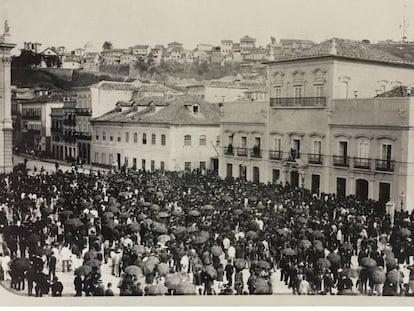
left=11, top=67, right=129, bottom=91
left=372, top=43, right=414, bottom=63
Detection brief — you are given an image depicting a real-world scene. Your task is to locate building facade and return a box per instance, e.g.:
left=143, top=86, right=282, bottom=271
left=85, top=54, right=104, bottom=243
left=219, top=38, right=414, bottom=211
left=91, top=97, right=220, bottom=172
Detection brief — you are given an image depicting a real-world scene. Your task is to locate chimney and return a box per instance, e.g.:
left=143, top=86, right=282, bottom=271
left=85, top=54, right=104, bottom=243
left=407, top=86, right=412, bottom=96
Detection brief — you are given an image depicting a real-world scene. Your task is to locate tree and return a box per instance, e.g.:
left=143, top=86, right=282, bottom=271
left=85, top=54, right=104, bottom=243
left=102, top=41, right=113, bottom=50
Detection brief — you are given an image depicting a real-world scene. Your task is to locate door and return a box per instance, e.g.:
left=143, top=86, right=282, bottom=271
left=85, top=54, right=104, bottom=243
left=339, top=141, right=347, bottom=157
left=117, top=153, right=121, bottom=170
left=211, top=158, right=218, bottom=173
left=226, top=163, right=233, bottom=178
left=253, top=167, right=260, bottom=183
left=311, top=174, right=320, bottom=196
left=293, top=139, right=301, bottom=159
left=355, top=179, right=369, bottom=201
left=290, top=170, right=299, bottom=187
left=378, top=182, right=391, bottom=215
left=337, top=177, right=346, bottom=198
left=239, top=165, right=247, bottom=180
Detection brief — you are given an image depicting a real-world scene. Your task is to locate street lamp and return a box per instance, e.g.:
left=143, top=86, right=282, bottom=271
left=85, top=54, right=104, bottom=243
left=386, top=200, right=395, bottom=228
left=400, top=192, right=405, bottom=212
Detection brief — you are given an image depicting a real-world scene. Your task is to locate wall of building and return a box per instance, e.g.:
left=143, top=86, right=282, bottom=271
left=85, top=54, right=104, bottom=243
left=90, top=87, right=134, bottom=118
left=204, top=86, right=248, bottom=103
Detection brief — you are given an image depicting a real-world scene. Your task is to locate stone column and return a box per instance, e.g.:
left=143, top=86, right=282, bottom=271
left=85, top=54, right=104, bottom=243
left=0, top=25, right=16, bottom=173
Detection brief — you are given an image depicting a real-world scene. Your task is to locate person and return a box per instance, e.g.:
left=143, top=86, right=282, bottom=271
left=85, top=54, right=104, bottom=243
left=48, top=254, right=57, bottom=280
left=35, top=272, right=49, bottom=297
left=26, top=266, right=37, bottom=296
left=298, top=276, right=312, bottom=295
left=2, top=252, right=10, bottom=281
left=110, top=247, right=122, bottom=277
left=225, top=261, right=234, bottom=286
left=105, top=282, right=114, bottom=296
left=51, top=276, right=63, bottom=296
left=60, top=244, right=72, bottom=272
left=74, top=273, right=83, bottom=296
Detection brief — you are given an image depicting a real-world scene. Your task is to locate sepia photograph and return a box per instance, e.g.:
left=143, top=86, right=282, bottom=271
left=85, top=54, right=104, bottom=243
left=0, top=0, right=414, bottom=307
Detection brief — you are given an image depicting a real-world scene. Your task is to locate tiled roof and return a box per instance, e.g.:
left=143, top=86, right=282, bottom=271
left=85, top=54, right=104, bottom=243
left=376, top=86, right=414, bottom=97
left=93, top=96, right=219, bottom=125
left=133, top=45, right=149, bottom=49
left=95, top=81, right=139, bottom=91
left=269, top=38, right=413, bottom=65
left=241, top=35, right=255, bottom=41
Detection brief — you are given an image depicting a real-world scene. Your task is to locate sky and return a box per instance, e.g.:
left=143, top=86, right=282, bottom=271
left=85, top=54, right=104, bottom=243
left=0, top=0, right=411, bottom=53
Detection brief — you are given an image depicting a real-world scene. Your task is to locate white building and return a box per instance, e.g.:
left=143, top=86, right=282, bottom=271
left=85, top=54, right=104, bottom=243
left=90, top=96, right=220, bottom=172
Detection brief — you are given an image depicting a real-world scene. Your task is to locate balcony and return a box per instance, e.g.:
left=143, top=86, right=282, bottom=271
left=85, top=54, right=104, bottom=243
left=269, top=150, right=282, bottom=160
left=308, top=153, right=323, bottom=164
left=375, top=159, right=395, bottom=172
left=21, top=114, right=41, bottom=120
left=63, top=120, right=76, bottom=126
left=51, top=127, right=62, bottom=133
left=250, top=147, right=262, bottom=158
left=270, top=97, right=327, bottom=107
left=76, top=132, right=92, bottom=140
left=333, top=155, right=349, bottom=167
left=236, top=147, right=248, bottom=157
left=27, top=129, right=41, bottom=135
left=287, top=149, right=300, bottom=161
left=354, top=157, right=371, bottom=169
left=224, top=145, right=234, bottom=155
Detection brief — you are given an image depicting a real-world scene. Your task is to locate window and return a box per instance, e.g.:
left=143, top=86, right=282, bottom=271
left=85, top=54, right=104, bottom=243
left=226, top=163, right=233, bottom=178
left=142, top=159, right=146, bottom=170
left=200, top=161, right=206, bottom=171
left=125, top=132, right=129, bottom=143
left=193, top=105, right=199, bottom=113
left=272, top=169, right=280, bottom=183
left=381, top=143, right=392, bottom=161
left=94, top=152, right=99, bottom=163
left=185, top=162, right=191, bottom=171
left=294, top=86, right=302, bottom=98
left=101, top=153, right=106, bottom=164
left=151, top=134, right=156, bottom=145
left=133, top=158, right=137, bottom=169
left=339, top=141, right=348, bottom=157
left=110, top=134, right=113, bottom=142
left=109, top=154, right=113, bottom=165
left=102, top=131, right=106, bottom=141
left=160, top=161, right=165, bottom=172
left=275, top=138, right=281, bottom=151
left=241, top=136, right=247, bottom=148
left=184, top=135, right=192, bottom=146
left=151, top=160, right=155, bottom=171
left=216, top=136, right=220, bottom=146
left=274, top=86, right=282, bottom=98
left=134, top=133, right=138, bottom=143
left=199, top=135, right=206, bottom=146
left=358, top=140, right=369, bottom=158
left=142, top=133, right=147, bottom=144
left=228, top=135, right=234, bottom=146
left=313, top=140, right=322, bottom=155
left=95, top=131, right=99, bottom=140
left=340, top=81, right=349, bottom=99
left=292, top=139, right=301, bottom=158
left=315, top=85, right=323, bottom=97
left=254, top=137, right=261, bottom=147
left=161, top=134, right=166, bottom=146
left=117, top=134, right=121, bottom=142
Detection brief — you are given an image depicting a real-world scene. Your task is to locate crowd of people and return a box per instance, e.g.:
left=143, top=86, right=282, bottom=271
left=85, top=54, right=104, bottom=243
left=0, top=161, right=413, bottom=297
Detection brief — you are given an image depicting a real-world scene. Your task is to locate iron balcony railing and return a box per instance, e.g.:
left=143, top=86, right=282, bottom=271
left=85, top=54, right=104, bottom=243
left=236, top=147, right=248, bottom=157
left=76, top=108, right=92, bottom=116
left=269, top=150, right=282, bottom=160
left=333, top=155, right=349, bottom=167
left=270, top=97, right=327, bottom=107
left=308, top=153, right=323, bottom=164
left=354, top=157, right=371, bottom=169
left=21, top=114, right=41, bottom=120
left=375, top=159, right=395, bottom=172
left=63, top=120, right=76, bottom=126
left=250, top=147, right=262, bottom=158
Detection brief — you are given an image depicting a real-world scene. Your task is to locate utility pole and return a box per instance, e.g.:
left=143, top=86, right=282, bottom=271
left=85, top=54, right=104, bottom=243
left=401, top=1, right=409, bottom=43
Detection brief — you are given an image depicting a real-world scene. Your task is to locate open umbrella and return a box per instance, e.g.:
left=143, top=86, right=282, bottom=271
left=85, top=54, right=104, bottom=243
left=103, top=211, right=114, bottom=219
left=234, top=209, right=243, bottom=216
left=65, top=218, right=84, bottom=228
left=222, top=195, right=233, bottom=202
left=146, top=284, right=168, bottom=296
left=385, top=257, right=397, bottom=270
left=147, top=256, right=160, bottom=266
left=132, top=245, right=146, bottom=255
left=107, top=206, right=120, bottom=214
left=165, top=273, right=182, bottom=289
left=85, top=259, right=101, bottom=268
left=199, top=231, right=210, bottom=239
left=157, top=234, right=171, bottom=244
left=206, top=265, right=217, bottom=279
left=142, top=261, right=156, bottom=275
left=193, top=236, right=208, bottom=245
left=143, top=219, right=153, bottom=227
left=387, top=270, right=404, bottom=284
left=187, top=226, right=199, bottom=233
left=312, top=230, right=325, bottom=240
left=282, top=248, right=296, bottom=256
left=246, top=231, right=258, bottom=240
left=11, top=258, right=31, bottom=271
left=254, top=278, right=272, bottom=294
left=257, top=260, right=271, bottom=270
left=399, top=228, right=411, bottom=238
left=128, top=222, right=141, bottom=233
left=27, top=233, right=41, bottom=244
left=341, top=242, right=353, bottom=251
left=370, top=269, right=386, bottom=284
left=157, top=263, right=170, bottom=276
left=327, top=253, right=341, bottom=266
left=243, top=206, right=252, bottom=213
left=125, top=265, right=143, bottom=277
left=361, top=257, right=377, bottom=268
left=174, top=226, right=187, bottom=234
left=202, top=204, right=214, bottom=211
left=234, top=258, right=246, bottom=270
left=75, top=265, right=92, bottom=276
left=211, top=246, right=223, bottom=257
left=174, top=283, right=196, bottom=295
left=188, top=210, right=200, bottom=217
left=249, top=196, right=258, bottom=202
left=314, top=244, right=324, bottom=253
left=120, top=212, right=130, bottom=220
left=42, top=207, right=54, bottom=216
left=150, top=204, right=161, bottom=211
left=172, top=210, right=184, bottom=217
left=315, top=258, right=331, bottom=270
left=341, top=268, right=359, bottom=279
left=158, top=211, right=169, bottom=218
left=94, top=195, right=102, bottom=201
left=297, top=216, right=308, bottom=224
left=153, top=223, right=168, bottom=234
left=299, top=239, right=312, bottom=249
